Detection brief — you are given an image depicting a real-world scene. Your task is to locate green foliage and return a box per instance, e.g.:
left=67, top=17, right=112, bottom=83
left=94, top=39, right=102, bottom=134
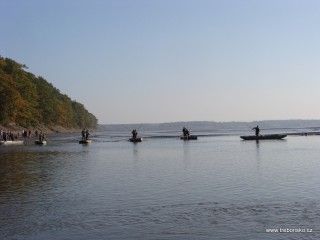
left=0, top=56, right=98, bottom=128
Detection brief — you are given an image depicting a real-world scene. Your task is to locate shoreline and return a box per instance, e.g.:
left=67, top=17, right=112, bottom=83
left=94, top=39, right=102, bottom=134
left=0, top=124, right=83, bottom=135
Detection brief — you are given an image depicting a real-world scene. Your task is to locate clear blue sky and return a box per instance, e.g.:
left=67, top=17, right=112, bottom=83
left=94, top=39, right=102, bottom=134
left=1, top=0, right=320, bottom=124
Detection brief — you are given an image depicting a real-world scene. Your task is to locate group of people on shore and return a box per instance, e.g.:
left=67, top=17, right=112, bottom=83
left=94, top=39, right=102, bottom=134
left=22, top=129, right=33, bottom=138
left=0, top=130, right=18, bottom=141
left=0, top=129, right=47, bottom=142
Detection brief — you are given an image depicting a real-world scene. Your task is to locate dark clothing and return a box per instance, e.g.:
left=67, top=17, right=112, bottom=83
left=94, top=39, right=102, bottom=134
left=39, top=133, right=46, bottom=141
left=252, top=126, right=260, bottom=136
left=85, top=130, right=90, bottom=140
left=82, top=130, right=86, bottom=140
left=132, top=129, right=137, bottom=139
left=182, top=127, right=190, bottom=138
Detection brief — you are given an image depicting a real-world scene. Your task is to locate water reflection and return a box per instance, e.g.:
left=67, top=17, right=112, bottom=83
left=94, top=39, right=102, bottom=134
left=1, top=135, right=320, bottom=240
left=132, top=142, right=139, bottom=160
left=255, top=140, right=261, bottom=172
left=0, top=146, right=90, bottom=197
left=182, top=140, right=191, bottom=158
left=0, top=151, right=47, bottom=194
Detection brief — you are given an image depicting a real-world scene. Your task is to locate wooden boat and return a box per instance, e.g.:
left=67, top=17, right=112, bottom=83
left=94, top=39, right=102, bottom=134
left=129, top=137, right=143, bottom=142
left=79, top=138, right=92, bottom=144
left=35, top=140, right=47, bottom=145
left=0, top=140, right=24, bottom=145
left=180, top=135, right=198, bottom=140
left=240, top=134, right=287, bottom=140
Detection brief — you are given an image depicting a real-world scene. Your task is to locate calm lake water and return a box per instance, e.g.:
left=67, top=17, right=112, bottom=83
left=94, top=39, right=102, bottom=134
left=1, top=131, right=320, bottom=239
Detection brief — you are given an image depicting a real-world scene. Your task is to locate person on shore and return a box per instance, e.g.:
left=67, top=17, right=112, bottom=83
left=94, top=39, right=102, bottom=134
left=3, top=131, right=7, bottom=141
left=132, top=129, right=137, bottom=139
left=252, top=125, right=260, bottom=136
left=9, top=132, right=14, bottom=141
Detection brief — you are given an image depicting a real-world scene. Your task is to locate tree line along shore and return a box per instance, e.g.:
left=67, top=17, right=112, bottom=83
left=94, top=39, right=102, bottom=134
left=0, top=56, right=98, bottom=130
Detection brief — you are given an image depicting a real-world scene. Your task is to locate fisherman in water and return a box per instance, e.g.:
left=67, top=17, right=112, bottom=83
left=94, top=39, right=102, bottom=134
left=252, top=125, right=260, bottom=136
left=132, top=129, right=138, bottom=139
left=81, top=129, right=86, bottom=140
left=85, top=129, right=90, bottom=140
left=39, top=131, right=47, bottom=142
left=182, top=127, right=190, bottom=138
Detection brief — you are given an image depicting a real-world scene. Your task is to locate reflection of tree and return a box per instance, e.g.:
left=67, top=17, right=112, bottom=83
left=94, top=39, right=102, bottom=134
left=0, top=147, right=92, bottom=240
left=0, top=149, right=91, bottom=196
left=0, top=151, right=49, bottom=195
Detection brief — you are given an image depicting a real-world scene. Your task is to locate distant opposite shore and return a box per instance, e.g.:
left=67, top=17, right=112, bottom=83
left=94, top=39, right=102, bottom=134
left=98, top=119, right=320, bottom=135
left=3, top=119, right=320, bottom=137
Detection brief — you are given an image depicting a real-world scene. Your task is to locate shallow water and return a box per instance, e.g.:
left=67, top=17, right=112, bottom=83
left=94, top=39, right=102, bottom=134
left=1, top=133, right=320, bottom=239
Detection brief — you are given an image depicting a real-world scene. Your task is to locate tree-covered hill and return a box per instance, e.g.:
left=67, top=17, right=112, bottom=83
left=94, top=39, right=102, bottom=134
left=0, top=56, right=97, bottom=129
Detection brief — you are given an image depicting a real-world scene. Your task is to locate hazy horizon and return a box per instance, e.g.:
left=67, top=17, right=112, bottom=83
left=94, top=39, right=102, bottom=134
left=99, top=118, right=320, bottom=125
left=2, top=0, right=320, bottom=124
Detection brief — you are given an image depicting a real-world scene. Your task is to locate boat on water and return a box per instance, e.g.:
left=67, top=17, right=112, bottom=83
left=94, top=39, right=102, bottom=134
left=129, top=137, right=143, bottom=143
left=240, top=134, right=287, bottom=140
left=35, top=140, right=47, bottom=145
left=180, top=135, right=198, bottom=140
left=79, top=138, right=92, bottom=144
left=0, top=140, right=24, bottom=145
